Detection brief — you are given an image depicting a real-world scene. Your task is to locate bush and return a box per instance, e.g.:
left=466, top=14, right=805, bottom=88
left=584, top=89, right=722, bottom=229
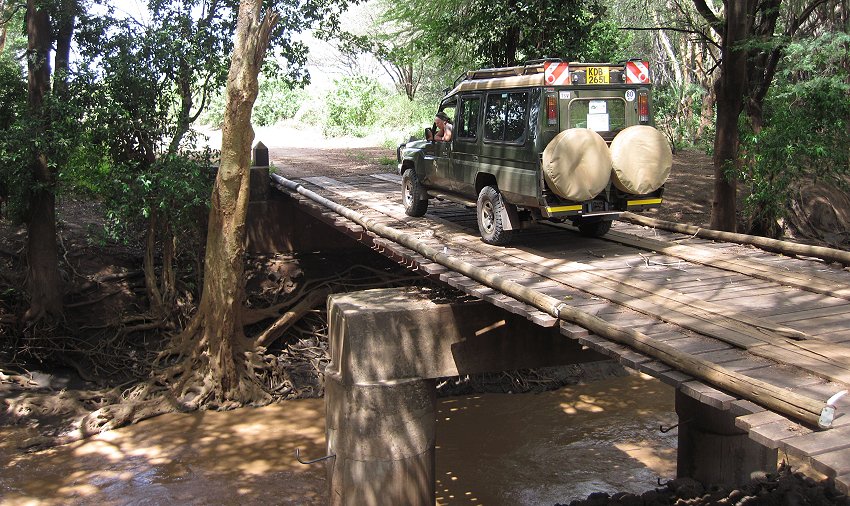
left=374, top=93, right=439, bottom=143
left=253, top=79, right=308, bottom=126
left=323, top=75, right=388, bottom=137
left=200, top=77, right=307, bottom=127
left=740, top=32, right=850, bottom=235
left=653, top=82, right=706, bottom=152
left=0, top=56, right=28, bottom=221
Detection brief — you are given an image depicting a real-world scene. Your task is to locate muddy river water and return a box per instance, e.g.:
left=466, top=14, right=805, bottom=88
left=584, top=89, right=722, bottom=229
left=1, top=374, right=677, bottom=505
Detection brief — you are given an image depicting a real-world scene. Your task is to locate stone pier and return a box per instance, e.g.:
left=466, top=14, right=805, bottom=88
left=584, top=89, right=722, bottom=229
left=675, top=390, right=778, bottom=487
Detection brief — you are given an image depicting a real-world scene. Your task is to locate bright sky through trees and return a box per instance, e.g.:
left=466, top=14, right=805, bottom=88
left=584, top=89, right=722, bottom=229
left=106, top=0, right=151, bottom=23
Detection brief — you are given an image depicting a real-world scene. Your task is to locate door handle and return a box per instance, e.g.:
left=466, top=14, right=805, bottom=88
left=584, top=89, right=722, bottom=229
left=472, top=156, right=479, bottom=162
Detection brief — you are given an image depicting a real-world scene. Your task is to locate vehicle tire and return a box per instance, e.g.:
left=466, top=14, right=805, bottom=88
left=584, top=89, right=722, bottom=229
left=402, top=168, right=428, bottom=217
left=577, top=219, right=613, bottom=238
left=477, top=186, right=515, bottom=245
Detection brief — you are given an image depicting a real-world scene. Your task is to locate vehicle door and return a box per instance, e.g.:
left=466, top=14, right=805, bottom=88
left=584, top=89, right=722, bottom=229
left=450, top=94, right=482, bottom=195
left=426, top=101, right=456, bottom=191
left=479, top=90, right=537, bottom=204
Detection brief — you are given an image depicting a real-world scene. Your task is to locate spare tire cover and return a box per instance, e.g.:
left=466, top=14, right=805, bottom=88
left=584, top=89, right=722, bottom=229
left=542, top=128, right=612, bottom=201
left=609, top=125, right=672, bottom=195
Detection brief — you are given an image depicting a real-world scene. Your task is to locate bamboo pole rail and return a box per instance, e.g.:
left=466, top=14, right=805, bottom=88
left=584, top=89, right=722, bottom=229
left=620, top=212, right=850, bottom=266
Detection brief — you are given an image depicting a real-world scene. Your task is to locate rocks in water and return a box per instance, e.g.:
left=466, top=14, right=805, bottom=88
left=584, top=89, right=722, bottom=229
left=557, top=465, right=849, bottom=506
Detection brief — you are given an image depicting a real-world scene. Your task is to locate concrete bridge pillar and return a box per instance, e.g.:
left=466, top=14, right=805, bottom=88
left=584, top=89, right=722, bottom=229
left=325, top=373, right=436, bottom=505
left=324, top=287, right=606, bottom=505
left=675, top=389, right=777, bottom=488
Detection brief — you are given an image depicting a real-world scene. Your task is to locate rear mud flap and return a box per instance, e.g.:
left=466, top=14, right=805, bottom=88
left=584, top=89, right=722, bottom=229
left=500, top=203, right=522, bottom=231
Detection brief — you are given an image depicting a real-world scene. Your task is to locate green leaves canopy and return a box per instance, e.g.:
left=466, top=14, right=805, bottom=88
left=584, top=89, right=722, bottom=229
left=383, top=0, right=626, bottom=71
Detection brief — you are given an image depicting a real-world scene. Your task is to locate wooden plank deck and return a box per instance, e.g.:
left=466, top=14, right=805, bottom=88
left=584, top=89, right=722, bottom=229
left=273, top=173, right=850, bottom=492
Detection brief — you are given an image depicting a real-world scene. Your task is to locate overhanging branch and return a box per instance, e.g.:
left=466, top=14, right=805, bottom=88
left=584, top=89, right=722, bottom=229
left=619, top=25, right=721, bottom=50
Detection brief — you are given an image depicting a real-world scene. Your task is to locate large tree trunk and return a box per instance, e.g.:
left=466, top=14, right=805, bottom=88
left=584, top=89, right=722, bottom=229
left=708, top=0, right=756, bottom=232
left=79, top=0, right=283, bottom=437
left=180, top=0, right=279, bottom=402
left=0, top=0, right=7, bottom=54
left=24, top=0, right=62, bottom=321
left=53, top=0, right=75, bottom=97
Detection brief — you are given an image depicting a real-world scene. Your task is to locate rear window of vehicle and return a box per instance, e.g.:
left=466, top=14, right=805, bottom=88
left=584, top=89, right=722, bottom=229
left=484, top=91, right=528, bottom=143
left=568, top=99, right=626, bottom=133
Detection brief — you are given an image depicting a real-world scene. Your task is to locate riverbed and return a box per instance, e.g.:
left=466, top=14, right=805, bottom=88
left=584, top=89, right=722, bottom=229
left=1, top=374, right=676, bottom=505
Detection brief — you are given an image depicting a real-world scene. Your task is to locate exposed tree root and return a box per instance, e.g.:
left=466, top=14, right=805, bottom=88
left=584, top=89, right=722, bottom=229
left=67, top=260, right=426, bottom=440
left=255, top=288, right=329, bottom=348
left=2, top=253, right=435, bottom=450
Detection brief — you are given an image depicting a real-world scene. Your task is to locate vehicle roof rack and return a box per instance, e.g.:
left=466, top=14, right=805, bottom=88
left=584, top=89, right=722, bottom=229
left=459, top=58, right=564, bottom=83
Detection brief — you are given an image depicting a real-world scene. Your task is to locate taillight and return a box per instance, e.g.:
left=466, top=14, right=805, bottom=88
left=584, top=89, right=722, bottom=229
left=638, top=92, right=649, bottom=123
left=547, top=95, right=557, bottom=125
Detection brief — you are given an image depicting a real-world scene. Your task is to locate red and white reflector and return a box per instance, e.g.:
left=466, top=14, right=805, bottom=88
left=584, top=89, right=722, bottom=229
left=625, top=61, right=651, bottom=84
left=544, top=61, right=570, bottom=85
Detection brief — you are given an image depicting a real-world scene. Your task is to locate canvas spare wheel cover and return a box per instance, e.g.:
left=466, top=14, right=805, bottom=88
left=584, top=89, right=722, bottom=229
left=610, top=125, right=672, bottom=195
left=542, top=128, right=612, bottom=202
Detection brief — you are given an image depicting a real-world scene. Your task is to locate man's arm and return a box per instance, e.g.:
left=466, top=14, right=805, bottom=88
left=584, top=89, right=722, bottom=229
left=441, top=124, right=453, bottom=142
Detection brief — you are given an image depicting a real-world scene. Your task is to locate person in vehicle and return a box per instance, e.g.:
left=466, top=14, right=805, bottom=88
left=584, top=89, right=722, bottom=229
left=427, top=111, right=453, bottom=142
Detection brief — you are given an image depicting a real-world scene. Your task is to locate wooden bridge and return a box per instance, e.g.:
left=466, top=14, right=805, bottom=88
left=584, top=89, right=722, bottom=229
left=252, top=167, right=850, bottom=498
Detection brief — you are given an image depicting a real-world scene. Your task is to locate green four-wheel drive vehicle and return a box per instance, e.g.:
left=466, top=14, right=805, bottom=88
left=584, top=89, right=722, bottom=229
left=397, top=58, right=673, bottom=245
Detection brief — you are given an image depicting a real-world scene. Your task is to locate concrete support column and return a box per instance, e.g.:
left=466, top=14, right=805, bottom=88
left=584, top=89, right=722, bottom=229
left=326, top=372, right=436, bottom=505
left=676, top=389, right=777, bottom=487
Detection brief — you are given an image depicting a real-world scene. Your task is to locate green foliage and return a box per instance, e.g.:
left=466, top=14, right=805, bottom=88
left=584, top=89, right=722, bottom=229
left=200, top=90, right=227, bottom=127
left=739, top=32, right=850, bottom=234
left=323, top=75, right=387, bottom=137
left=0, top=54, right=28, bottom=221
left=254, top=79, right=309, bottom=126
left=0, top=2, right=27, bottom=56
left=378, top=91, right=437, bottom=128
left=103, top=150, right=214, bottom=247
left=202, top=77, right=309, bottom=127
left=382, top=0, right=626, bottom=71
left=65, top=0, right=353, bottom=258
left=0, top=48, right=88, bottom=224
left=312, top=75, right=437, bottom=143
left=583, top=20, right=632, bottom=62
left=653, top=82, right=708, bottom=151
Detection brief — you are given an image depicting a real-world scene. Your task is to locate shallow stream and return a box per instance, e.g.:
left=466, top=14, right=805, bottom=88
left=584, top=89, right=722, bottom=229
left=1, top=374, right=676, bottom=505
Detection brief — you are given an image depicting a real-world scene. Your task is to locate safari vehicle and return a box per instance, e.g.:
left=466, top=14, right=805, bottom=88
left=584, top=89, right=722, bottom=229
left=397, top=58, right=672, bottom=245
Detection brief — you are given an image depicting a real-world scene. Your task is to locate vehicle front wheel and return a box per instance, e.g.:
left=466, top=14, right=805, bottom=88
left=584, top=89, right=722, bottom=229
left=477, top=186, right=515, bottom=245
left=402, top=168, right=428, bottom=217
left=577, top=219, right=613, bottom=238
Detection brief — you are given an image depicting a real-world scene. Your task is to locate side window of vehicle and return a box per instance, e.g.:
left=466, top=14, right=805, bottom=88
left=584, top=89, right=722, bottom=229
left=527, top=89, right=540, bottom=143
left=457, top=97, right=481, bottom=140
left=484, top=94, right=506, bottom=140
left=505, top=93, right=528, bottom=142
left=484, top=91, right=529, bottom=143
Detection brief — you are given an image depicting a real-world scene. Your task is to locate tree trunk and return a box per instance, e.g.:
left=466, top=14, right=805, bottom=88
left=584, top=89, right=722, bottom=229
left=53, top=0, right=75, bottom=98
left=708, top=0, right=756, bottom=232
left=168, top=57, right=193, bottom=155
left=143, top=210, right=165, bottom=315
left=24, top=0, right=62, bottom=321
left=696, top=74, right=717, bottom=142
left=182, top=0, right=279, bottom=402
left=0, top=0, right=7, bottom=54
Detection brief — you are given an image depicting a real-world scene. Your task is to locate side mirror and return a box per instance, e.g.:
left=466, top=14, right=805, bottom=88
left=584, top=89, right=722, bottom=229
left=425, top=127, right=433, bottom=141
